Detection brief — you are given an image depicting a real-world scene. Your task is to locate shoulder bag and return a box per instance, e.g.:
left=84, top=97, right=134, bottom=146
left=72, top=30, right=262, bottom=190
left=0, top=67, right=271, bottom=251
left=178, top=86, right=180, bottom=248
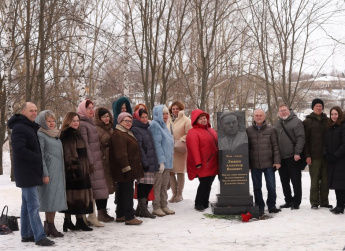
left=0, top=205, right=19, bottom=231
left=281, top=121, right=307, bottom=170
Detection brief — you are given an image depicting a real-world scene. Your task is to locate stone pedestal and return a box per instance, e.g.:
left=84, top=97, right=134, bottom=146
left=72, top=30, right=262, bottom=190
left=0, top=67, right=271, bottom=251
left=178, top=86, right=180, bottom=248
left=212, top=112, right=259, bottom=218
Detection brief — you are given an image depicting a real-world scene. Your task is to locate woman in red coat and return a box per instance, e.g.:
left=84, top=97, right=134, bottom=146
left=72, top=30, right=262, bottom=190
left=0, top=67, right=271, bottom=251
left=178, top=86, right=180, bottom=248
left=186, top=109, right=219, bottom=211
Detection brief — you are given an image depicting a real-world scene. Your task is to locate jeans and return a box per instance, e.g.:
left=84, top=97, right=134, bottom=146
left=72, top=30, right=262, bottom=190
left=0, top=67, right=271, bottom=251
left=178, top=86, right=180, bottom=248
left=279, top=157, right=302, bottom=206
left=21, top=187, right=46, bottom=241
left=251, top=167, right=277, bottom=211
left=195, top=176, right=216, bottom=208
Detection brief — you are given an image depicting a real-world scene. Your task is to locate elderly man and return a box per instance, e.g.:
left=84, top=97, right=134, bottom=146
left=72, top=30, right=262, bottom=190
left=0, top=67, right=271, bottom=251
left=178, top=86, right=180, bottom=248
left=274, top=105, right=305, bottom=210
left=8, top=102, right=55, bottom=246
left=303, top=98, right=332, bottom=209
left=246, top=109, right=281, bottom=216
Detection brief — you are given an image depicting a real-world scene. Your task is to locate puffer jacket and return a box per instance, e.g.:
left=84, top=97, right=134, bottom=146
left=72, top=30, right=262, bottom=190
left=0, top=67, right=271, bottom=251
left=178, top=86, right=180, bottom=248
left=246, top=121, right=281, bottom=169
left=7, top=114, right=43, bottom=187
left=303, top=112, right=329, bottom=159
left=274, top=111, right=305, bottom=159
left=186, top=109, right=218, bottom=180
left=94, top=107, right=116, bottom=194
left=131, top=119, right=159, bottom=172
left=148, top=105, right=174, bottom=169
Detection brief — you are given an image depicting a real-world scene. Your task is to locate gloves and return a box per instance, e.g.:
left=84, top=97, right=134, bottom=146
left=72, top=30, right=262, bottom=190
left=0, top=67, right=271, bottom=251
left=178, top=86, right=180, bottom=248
left=159, top=163, right=165, bottom=173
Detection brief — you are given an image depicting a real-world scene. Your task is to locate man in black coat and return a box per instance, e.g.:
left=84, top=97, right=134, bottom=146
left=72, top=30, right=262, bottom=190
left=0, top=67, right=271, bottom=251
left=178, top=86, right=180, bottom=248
left=7, top=102, right=54, bottom=246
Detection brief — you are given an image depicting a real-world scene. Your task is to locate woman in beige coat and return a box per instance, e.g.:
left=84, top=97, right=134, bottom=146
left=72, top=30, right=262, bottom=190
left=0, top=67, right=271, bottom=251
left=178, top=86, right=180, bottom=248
left=168, top=101, right=192, bottom=202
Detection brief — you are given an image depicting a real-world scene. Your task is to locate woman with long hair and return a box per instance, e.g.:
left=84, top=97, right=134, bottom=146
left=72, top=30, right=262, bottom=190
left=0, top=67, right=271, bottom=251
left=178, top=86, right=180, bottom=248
left=324, top=106, right=345, bottom=214
left=60, top=112, right=93, bottom=231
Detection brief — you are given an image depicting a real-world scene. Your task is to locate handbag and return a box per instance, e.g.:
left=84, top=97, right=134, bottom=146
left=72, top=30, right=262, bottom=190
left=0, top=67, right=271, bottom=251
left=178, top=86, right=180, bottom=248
left=0, top=206, right=19, bottom=231
left=174, top=139, right=187, bottom=153
left=133, top=182, right=155, bottom=201
left=281, top=121, right=307, bottom=170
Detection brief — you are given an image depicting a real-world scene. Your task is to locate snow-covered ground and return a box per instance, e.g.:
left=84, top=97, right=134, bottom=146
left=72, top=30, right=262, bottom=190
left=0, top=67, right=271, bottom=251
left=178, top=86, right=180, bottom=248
left=0, top=150, right=344, bottom=251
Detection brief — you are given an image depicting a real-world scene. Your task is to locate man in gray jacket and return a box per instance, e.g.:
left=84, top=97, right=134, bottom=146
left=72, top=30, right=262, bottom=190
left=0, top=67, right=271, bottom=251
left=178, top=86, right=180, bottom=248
left=247, top=109, right=281, bottom=216
left=274, top=105, right=305, bottom=210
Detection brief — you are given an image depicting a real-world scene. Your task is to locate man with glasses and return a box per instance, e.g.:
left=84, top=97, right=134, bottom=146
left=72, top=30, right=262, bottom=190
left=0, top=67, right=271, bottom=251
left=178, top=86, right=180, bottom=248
left=274, top=104, right=305, bottom=210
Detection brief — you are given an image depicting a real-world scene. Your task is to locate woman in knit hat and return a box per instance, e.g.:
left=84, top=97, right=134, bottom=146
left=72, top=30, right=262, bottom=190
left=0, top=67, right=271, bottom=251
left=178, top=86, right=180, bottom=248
left=109, top=112, right=144, bottom=225
left=94, top=107, right=116, bottom=222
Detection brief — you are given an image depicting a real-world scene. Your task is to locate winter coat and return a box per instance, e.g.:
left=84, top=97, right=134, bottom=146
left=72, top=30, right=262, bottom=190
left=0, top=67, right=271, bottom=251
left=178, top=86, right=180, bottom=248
left=171, top=110, right=192, bottom=173
left=148, top=105, right=174, bottom=170
left=186, top=109, right=219, bottom=180
left=274, top=111, right=305, bottom=159
left=37, top=130, right=67, bottom=212
left=60, top=127, right=93, bottom=215
left=246, top=121, right=281, bottom=169
left=112, top=96, right=133, bottom=125
left=323, top=122, right=345, bottom=190
left=78, top=115, right=109, bottom=199
left=94, top=107, right=116, bottom=194
left=109, top=124, right=144, bottom=182
left=8, top=114, right=43, bottom=188
left=131, top=119, right=159, bottom=172
left=303, top=112, right=330, bottom=159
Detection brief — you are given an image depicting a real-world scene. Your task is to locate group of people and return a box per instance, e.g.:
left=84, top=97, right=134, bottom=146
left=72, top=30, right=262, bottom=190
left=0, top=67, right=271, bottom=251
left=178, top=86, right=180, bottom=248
left=8, top=97, right=345, bottom=247
left=245, top=98, right=345, bottom=217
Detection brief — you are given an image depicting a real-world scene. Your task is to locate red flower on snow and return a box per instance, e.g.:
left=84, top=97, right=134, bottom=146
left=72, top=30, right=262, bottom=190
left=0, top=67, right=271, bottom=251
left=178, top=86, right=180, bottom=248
left=241, top=212, right=253, bottom=222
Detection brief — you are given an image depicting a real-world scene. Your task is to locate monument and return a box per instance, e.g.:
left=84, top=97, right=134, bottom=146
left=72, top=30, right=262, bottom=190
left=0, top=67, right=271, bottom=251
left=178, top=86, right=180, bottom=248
left=211, top=111, right=260, bottom=218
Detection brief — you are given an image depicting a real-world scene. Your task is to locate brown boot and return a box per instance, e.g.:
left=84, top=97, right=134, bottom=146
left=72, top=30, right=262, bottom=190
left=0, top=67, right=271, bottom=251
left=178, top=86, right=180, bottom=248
left=168, top=174, right=177, bottom=203
left=174, top=173, right=185, bottom=202
left=98, top=208, right=114, bottom=222
left=125, top=217, right=143, bottom=225
left=47, top=223, right=64, bottom=238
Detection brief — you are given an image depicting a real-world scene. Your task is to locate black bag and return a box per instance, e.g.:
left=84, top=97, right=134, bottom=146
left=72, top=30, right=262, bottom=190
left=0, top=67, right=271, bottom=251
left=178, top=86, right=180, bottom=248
left=281, top=121, right=307, bottom=170
left=0, top=206, right=19, bottom=231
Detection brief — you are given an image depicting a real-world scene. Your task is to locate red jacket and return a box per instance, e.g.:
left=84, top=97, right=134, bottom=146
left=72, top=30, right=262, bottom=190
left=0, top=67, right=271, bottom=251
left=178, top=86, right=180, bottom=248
left=186, top=109, right=219, bottom=180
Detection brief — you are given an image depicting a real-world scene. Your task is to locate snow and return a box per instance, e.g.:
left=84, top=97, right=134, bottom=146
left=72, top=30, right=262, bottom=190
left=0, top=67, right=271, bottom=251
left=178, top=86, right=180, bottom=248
left=0, top=150, right=344, bottom=251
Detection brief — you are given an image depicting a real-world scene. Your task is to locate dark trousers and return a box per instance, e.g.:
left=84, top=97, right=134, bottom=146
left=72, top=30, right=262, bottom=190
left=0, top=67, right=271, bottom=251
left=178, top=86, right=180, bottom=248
left=137, top=183, right=153, bottom=199
left=96, top=199, right=107, bottom=210
left=309, top=159, right=329, bottom=206
left=116, top=181, right=134, bottom=221
left=278, top=157, right=302, bottom=206
left=335, top=190, right=345, bottom=208
left=195, top=176, right=215, bottom=208
left=251, top=167, right=277, bottom=211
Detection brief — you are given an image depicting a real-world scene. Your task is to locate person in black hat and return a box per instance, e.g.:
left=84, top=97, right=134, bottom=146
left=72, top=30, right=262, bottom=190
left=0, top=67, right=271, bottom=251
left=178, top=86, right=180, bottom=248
left=303, top=98, right=332, bottom=209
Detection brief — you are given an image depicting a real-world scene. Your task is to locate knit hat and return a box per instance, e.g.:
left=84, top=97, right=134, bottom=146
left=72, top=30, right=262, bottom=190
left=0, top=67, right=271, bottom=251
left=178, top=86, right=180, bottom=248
left=98, top=108, right=109, bottom=119
left=117, top=112, right=132, bottom=124
left=311, top=98, right=324, bottom=110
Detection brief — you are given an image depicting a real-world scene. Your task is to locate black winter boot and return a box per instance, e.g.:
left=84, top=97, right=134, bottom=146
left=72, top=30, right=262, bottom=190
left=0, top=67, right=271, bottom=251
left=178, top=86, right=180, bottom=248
left=76, top=217, right=93, bottom=231
left=138, top=198, right=156, bottom=219
left=63, top=218, right=77, bottom=232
